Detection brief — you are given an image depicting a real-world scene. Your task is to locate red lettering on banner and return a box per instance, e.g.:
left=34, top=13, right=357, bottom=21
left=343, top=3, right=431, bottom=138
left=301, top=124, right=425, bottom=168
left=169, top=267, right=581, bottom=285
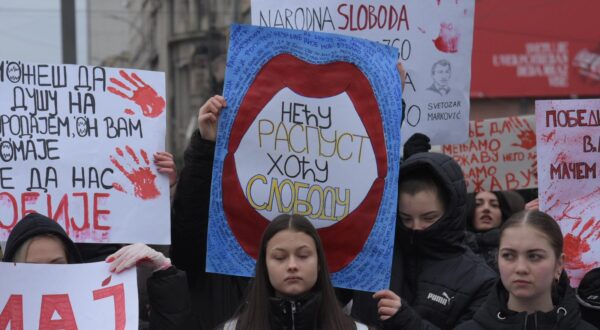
left=93, top=193, right=111, bottom=231
left=21, top=192, right=40, bottom=218
left=0, top=295, right=23, bottom=330
left=505, top=173, right=519, bottom=190
left=470, top=120, right=485, bottom=137
left=93, top=284, right=126, bottom=330
left=545, top=109, right=600, bottom=128
left=39, top=294, right=78, bottom=330
left=0, top=192, right=111, bottom=234
left=489, top=175, right=503, bottom=191
left=0, top=192, right=18, bottom=230
left=337, top=4, right=409, bottom=31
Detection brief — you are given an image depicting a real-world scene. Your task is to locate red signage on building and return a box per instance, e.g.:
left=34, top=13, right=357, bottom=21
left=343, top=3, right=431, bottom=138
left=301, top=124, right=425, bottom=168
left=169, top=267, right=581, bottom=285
left=471, top=0, right=600, bottom=98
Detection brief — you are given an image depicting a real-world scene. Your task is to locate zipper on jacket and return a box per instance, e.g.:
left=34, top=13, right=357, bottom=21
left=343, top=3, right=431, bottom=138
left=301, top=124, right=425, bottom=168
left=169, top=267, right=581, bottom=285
left=291, top=301, right=297, bottom=330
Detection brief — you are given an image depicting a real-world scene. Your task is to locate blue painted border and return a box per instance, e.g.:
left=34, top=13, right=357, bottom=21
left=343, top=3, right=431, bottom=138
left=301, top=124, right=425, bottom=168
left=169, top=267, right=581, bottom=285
left=207, top=24, right=402, bottom=292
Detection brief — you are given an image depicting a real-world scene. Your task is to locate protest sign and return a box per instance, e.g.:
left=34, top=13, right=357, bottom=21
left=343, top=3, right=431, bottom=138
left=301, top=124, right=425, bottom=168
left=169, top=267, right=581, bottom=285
left=206, top=24, right=402, bottom=291
left=536, top=99, right=600, bottom=286
left=251, top=0, right=475, bottom=145
left=441, top=115, right=537, bottom=192
left=0, top=262, right=138, bottom=329
left=0, top=61, right=170, bottom=244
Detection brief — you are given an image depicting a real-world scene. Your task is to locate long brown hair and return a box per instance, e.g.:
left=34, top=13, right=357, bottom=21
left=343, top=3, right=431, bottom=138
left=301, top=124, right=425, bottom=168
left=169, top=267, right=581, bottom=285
left=234, top=214, right=357, bottom=329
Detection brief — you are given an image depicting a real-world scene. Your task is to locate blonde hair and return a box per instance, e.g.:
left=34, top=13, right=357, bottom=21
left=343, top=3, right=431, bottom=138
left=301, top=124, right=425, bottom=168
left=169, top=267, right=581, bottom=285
left=13, top=234, right=66, bottom=263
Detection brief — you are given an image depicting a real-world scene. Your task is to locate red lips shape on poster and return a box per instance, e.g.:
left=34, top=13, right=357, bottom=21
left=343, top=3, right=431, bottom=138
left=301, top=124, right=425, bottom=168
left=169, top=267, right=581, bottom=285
left=222, top=54, right=387, bottom=272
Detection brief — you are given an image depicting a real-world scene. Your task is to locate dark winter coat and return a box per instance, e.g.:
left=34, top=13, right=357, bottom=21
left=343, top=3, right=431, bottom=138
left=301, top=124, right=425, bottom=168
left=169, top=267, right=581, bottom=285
left=146, top=266, right=196, bottom=330
left=464, top=229, right=500, bottom=273
left=219, top=293, right=368, bottom=330
left=351, top=152, right=497, bottom=330
left=455, top=273, right=598, bottom=330
left=169, top=131, right=249, bottom=330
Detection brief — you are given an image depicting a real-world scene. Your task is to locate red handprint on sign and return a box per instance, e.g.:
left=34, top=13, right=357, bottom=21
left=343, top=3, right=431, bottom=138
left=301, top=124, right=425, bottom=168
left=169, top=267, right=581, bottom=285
left=108, top=70, right=165, bottom=118
left=509, top=116, right=536, bottom=150
left=564, top=218, right=600, bottom=272
left=110, top=146, right=160, bottom=200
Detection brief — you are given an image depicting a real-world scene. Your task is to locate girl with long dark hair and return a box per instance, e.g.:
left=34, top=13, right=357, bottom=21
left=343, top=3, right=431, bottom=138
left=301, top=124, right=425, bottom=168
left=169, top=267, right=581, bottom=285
left=222, top=214, right=366, bottom=330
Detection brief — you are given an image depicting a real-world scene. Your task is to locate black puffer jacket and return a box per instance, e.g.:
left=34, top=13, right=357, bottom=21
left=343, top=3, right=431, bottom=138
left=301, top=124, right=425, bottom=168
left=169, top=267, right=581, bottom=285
left=170, top=131, right=249, bottom=330
left=219, top=293, right=367, bottom=330
left=456, top=273, right=598, bottom=330
left=351, top=152, right=497, bottom=329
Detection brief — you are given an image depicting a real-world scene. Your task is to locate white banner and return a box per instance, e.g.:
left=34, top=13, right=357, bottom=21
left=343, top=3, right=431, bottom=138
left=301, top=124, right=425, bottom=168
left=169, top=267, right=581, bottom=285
left=442, top=115, right=538, bottom=192
left=0, top=262, right=138, bottom=330
left=0, top=61, right=170, bottom=244
left=251, top=0, right=475, bottom=145
left=536, top=99, right=600, bottom=286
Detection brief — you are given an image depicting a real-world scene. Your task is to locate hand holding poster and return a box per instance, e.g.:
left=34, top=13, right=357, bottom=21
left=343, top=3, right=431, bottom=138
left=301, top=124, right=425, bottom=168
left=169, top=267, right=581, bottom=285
left=251, top=0, right=475, bottom=144
left=536, top=99, right=600, bottom=286
left=207, top=24, right=402, bottom=291
left=0, top=262, right=138, bottom=329
left=442, top=115, right=538, bottom=192
left=0, top=62, right=170, bottom=244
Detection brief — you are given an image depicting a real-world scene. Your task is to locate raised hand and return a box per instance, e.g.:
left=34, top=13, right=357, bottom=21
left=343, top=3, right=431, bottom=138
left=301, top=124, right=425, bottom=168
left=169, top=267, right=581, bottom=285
left=373, top=289, right=402, bottom=321
left=198, top=95, right=227, bottom=141
left=110, top=146, right=160, bottom=200
left=154, top=151, right=177, bottom=187
left=108, top=70, right=166, bottom=118
left=106, top=243, right=171, bottom=273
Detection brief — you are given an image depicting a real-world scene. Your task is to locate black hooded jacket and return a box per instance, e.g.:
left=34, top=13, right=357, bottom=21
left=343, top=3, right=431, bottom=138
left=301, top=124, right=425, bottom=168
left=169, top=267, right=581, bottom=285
left=351, top=152, right=497, bottom=329
left=455, top=273, right=597, bottom=330
left=170, top=131, right=250, bottom=329
left=3, top=213, right=82, bottom=263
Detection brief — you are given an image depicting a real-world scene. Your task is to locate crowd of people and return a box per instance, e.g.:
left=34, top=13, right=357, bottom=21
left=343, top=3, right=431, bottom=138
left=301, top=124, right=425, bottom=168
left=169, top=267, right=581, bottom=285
left=3, top=88, right=600, bottom=329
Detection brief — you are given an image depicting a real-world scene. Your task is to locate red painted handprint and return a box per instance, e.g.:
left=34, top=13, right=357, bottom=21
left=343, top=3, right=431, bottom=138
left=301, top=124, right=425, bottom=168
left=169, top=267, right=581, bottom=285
left=108, top=70, right=165, bottom=118
left=433, top=22, right=460, bottom=53
left=509, top=116, right=536, bottom=150
left=110, top=146, right=160, bottom=200
left=564, top=218, right=600, bottom=272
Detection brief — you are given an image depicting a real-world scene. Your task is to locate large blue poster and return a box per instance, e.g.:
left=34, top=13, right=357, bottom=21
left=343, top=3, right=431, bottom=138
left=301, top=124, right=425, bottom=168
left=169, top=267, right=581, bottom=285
left=207, top=24, right=402, bottom=291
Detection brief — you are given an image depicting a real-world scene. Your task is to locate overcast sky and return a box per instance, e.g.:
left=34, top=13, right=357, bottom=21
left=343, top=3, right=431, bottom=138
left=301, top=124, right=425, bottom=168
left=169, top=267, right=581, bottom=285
left=0, top=0, right=88, bottom=64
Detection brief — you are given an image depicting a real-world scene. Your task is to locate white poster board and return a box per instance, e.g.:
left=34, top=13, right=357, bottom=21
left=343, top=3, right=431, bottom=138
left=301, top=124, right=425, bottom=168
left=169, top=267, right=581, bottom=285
left=536, top=99, right=600, bottom=286
left=0, top=61, right=170, bottom=244
left=442, top=115, right=538, bottom=192
left=251, top=0, right=475, bottom=145
left=0, top=262, right=138, bottom=329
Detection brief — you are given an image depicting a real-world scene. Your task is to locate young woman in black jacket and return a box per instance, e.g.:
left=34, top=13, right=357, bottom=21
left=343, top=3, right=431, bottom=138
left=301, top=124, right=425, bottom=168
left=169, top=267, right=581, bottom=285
left=221, top=214, right=367, bottom=330
left=351, top=151, right=497, bottom=329
left=464, top=191, right=512, bottom=272
left=456, top=210, right=597, bottom=330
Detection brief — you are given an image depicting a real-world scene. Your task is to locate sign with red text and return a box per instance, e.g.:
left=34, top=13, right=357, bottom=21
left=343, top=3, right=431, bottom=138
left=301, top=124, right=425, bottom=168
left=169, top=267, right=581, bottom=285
left=441, top=115, right=538, bottom=192
left=0, top=61, right=170, bottom=244
left=472, top=0, right=600, bottom=98
left=0, top=262, right=138, bottom=329
left=251, top=0, right=475, bottom=144
left=536, top=99, right=600, bottom=286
